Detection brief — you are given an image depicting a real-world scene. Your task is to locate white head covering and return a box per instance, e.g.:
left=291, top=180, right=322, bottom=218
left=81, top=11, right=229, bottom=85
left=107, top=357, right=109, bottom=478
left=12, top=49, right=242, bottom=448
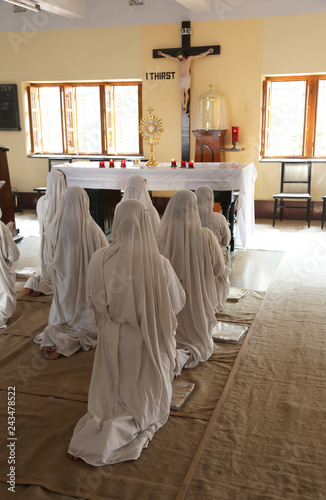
left=195, top=186, right=231, bottom=310
left=0, top=220, right=20, bottom=327
left=40, top=169, right=67, bottom=228
left=36, top=186, right=109, bottom=356
left=158, top=189, right=218, bottom=368
left=68, top=199, right=177, bottom=465
left=24, top=169, right=67, bottom=295
left=195, top=185, right=231, bottom=247
left=120, top=175, right=161, bottom=237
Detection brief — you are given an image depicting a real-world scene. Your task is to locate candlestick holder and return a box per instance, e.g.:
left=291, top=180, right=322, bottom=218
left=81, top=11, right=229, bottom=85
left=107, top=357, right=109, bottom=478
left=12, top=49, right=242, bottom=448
left=232, top=126, right=239, bottom=145
left=220, top=126, right=244, bottom=152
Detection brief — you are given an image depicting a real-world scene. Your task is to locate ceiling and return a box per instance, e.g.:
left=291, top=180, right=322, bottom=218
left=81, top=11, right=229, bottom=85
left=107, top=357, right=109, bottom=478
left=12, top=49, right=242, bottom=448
left=0, top=0, right=326, bottom=32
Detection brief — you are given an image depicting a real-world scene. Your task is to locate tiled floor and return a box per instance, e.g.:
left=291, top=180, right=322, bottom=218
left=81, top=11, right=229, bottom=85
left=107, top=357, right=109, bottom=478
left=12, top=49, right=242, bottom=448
left=13, top=211, right=323, bottom=292
left=230, top=218, right=323, bottom=291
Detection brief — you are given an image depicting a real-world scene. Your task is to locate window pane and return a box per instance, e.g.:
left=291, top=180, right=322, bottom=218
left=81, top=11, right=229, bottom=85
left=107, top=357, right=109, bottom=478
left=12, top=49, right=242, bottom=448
left=39, top=87, right=63, bottom=153
left=114, top=86, right=139, bottom=154
left=267, top=81, right=306, bottom=156
left=105, top=86, right=115, bottom=154
left=75, top=87, right=101, bottom=153
left=64, top=87, right=76, bottom=153
left=29, top=82, right=141, bottom=155
left=315, top=80, right=326, bottom=156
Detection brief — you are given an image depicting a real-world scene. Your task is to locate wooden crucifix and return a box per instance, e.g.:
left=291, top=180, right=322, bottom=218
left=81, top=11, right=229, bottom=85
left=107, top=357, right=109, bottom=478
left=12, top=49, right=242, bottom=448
left=153, top=21, right=220, bottom=161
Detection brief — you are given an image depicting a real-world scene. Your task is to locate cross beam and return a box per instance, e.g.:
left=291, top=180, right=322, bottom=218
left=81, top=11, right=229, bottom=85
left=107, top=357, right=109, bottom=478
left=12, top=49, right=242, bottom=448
left=153, top=21, right=220, bottom=59
left=153, top=21, right=220, bottom=161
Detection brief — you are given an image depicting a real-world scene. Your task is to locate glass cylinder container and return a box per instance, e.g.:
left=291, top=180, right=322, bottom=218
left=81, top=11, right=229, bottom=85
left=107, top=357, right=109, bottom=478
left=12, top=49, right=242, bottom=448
left=194, top=86, right=229, bottom=130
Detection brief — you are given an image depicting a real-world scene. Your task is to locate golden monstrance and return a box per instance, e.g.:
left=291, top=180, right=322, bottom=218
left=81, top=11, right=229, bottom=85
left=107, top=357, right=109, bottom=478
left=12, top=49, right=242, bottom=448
left=139, top=107, right=163, bottom=167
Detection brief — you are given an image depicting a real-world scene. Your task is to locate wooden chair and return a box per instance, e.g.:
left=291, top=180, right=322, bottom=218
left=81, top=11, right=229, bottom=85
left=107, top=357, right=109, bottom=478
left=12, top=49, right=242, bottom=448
left=322, top=195, right=326, bottom=229
left=273, top=161, right=312, bottom=227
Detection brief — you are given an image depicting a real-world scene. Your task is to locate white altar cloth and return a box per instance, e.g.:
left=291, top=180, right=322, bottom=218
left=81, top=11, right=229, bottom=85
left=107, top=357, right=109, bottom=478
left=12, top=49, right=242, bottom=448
left=54, top=162, right=257, bottom=249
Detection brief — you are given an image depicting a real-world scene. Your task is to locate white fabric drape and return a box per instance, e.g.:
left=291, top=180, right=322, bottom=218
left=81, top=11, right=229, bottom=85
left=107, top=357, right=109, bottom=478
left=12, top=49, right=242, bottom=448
left=158, top=189, right=225, bottom=368
left=120, top=174, right=161, bottom=238
left=55, top=161, right=257, bottom=249
left=0, top=217, right=20, bottom=328
left=68, top=199, right=185, bottom=465
left=25, top=169, right=67, bottom=295
left=195, top=185, right=231, bottom=310
left=34, top=186, right=109, bottom=356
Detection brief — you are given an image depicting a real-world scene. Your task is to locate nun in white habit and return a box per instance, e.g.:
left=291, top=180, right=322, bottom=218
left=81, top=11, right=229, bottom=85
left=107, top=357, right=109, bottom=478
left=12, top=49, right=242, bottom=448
left=195, top=185, right=231, bottom=310
left=0, top=210, right=20, bottom=328
left=120, top=174, right=161, bottom=238
left=68, top=199, right=186, bottom=465
left=158, top=190, right=225, bottom=369
left=24, top=169, right=67, bottom=297
left=34, top=186, right=109, bottom=360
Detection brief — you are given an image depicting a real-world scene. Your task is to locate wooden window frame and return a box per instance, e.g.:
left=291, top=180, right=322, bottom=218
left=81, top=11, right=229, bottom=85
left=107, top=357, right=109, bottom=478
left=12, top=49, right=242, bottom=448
left=260, top=75, right=326, bottom=159
left=27, top=81, right=143, bottom=157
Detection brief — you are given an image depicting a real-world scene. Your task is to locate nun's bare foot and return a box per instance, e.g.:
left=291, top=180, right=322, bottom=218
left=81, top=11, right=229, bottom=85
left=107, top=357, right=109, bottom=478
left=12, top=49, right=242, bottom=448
left=68, top=453, right=80, bottom=461
left=23, top=288, right=32, bottom=295
left=42, top=346, right=55, bottom=353
left=43, top=349, right=62, bottom=360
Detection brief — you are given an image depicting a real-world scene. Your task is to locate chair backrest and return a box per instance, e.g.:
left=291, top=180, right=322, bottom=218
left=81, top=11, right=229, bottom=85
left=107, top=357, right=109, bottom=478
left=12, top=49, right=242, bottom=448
left=280, top=161, right=312, bottom=194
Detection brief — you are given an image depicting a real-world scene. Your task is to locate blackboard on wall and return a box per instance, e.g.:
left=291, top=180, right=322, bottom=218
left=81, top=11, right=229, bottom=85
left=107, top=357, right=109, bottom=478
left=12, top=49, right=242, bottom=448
left=0, top=84, right=21, bottom=131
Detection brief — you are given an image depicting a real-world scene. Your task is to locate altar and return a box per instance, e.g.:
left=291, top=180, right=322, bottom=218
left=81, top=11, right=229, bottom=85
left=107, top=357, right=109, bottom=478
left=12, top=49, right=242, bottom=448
left=53, top=161, right=257, bottom=249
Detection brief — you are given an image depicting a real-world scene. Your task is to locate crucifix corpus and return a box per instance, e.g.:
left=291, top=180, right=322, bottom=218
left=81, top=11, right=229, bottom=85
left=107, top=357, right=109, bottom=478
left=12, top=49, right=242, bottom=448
left=153, top=21, right=220, bottom=161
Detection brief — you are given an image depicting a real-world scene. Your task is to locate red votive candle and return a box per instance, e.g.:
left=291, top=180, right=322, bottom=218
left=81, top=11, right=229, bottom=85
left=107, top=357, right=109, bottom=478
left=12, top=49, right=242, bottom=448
left=109, top=159, right=115, bottom=168
left=121, top=160, right=126, bottom=168
left=99, top=161, right=105, bottom=168
left=188, top=161, right=194, bottom=168
left=171, top=159, right=177, bottom=168
left=181, top=160, right=187, bottom=168
left=232, top=126, right=239, bottom=144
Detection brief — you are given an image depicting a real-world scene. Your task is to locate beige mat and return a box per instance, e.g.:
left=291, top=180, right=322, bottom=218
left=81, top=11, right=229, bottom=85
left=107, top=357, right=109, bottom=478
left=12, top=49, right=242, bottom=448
left=0, top=391, right=208, bottom=500
left=0, top=290, right=264, bottom=500
left=0, top=335, right=94, bottom=401
left=177, top=232, right=326, bottom=499
left=16, top=278, right=53, bottom=303
left=4, top=300, right=51, bottom=338
left=217, top=290, right=264, bottom=323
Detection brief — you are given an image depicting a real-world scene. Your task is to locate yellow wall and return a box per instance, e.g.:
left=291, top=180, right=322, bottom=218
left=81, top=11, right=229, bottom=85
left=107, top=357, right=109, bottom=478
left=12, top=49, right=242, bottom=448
left=0, top=26, right=142, bottom=191
left=259, top=13, right=326, bottom=201
left=0, top=13, right=326, bottom=200
left=141, top=18, right=263, bottom=165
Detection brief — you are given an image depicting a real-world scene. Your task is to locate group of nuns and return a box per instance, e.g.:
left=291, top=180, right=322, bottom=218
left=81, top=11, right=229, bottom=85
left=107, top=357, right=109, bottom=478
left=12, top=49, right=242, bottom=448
left=0, top=171, right=231, bottom=467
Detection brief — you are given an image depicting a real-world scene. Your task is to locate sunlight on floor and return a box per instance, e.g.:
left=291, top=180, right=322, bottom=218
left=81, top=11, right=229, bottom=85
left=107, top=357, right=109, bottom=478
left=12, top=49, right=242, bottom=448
left=243, top=219, right=323, bottom=252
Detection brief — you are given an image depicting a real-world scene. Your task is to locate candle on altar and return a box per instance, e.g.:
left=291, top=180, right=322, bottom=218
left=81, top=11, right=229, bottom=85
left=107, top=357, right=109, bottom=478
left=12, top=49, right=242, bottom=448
left=188, top=161, right=194, bottom=168
left=171, top=159, right=177, bottom=168
left=109, top=159, right=115, bottom=168
left=232, top=126, right=239, bottom=145
left=99, top=161, right=105, bottom=168
left=121, top=160, right=126, bottom=168
left=181, top=160, right=187, bottom=168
